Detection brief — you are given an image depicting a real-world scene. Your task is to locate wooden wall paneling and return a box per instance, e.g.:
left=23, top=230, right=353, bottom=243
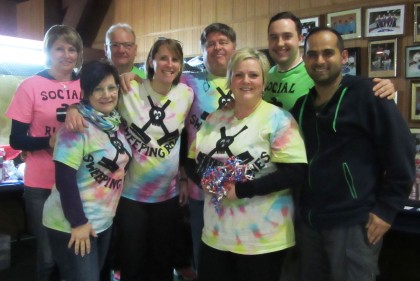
left=160, top=0, right=171, bottom=31
left=246, top=0, right=256, bottom=18
left=255, top=18, right=268, bottom=49
left=232, top=21, right=247, bottom=47
left=170, top=0, right=181, bottom=29
left=16, top=0, right=44, bottom=40
left=233, top=0, right=247, bottom=21
left=200, top=0, right=217, bottom=25
left=216, top=0, right=233, bottom=23
left=245, top=20, right=256, bottom=49
left=255, top=0, right=270, bottom=17
left=190, top=0, right=202, bottom=27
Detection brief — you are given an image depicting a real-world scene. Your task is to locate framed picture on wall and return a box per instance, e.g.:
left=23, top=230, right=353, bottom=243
left=342, top=47, right=360, bottom=76
left=365, top=4, right=405, bottom=37
left=414, top=3, right=420, bottom=42
left=327, top=8, right=361, bottom=40
left=409, top=128, right=420, bottom=203
left=406, top=45, right=420, bottom=78
left=411, top=82, right=420, bottom=121
left=368, top=38, right=397, bottom=78
left=300, top=17, right=320, bottom=46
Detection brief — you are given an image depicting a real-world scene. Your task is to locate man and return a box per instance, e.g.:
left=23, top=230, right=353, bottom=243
left=291, top=26, right=415, bottom=281
left=264, top=11, right=394, bottom=111
left=104, top=23, right=146, bottom=78
left=182, top=22, right=237, bottom=271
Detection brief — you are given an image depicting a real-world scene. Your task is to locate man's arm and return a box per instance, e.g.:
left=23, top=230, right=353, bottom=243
left=372, top=78, right=395, bottom=99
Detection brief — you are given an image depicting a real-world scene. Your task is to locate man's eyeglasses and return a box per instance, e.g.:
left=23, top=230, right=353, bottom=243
left=93, top=84, right=119, bottom=96
left=107, top=42, right=135, bottom=49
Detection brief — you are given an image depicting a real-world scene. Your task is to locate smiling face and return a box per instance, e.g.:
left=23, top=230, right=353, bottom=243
left=49, top=38, right=78, bottom=74
left=202, top=31, right=236, bottom=77
left=88, top=75, right=119, bottom=115
left=230, top=58, right=264, bottom=107
left=303, top=30, right=347, bottom=86
left=105, top=28, right=137, bottom=73
left=149, top=45, right=181, bottom=85
left=268, top=18, right=303, bottom=71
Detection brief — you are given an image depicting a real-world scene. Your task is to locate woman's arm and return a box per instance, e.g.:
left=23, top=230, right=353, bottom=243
left=9, top=119, right=50, bottom=151
left=232, top=162, right=307, bottom=199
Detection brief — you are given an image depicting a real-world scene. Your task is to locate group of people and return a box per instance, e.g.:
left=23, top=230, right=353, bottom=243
left=5, top=9, right=415, bottom=281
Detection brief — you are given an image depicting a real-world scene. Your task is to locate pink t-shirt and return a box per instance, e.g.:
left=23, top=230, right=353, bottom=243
left=5, top=73, right=81, bottom=189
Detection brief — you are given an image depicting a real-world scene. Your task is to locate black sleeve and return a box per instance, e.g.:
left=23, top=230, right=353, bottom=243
left=9, top=119, right=50, bottom=151
left=55, top=161, right=88, bottom=228
left=235, top=162, right=307, bottom=199
left=179, top=128, right=188, bottom=167
left=185, top=158, right=201, bottom=186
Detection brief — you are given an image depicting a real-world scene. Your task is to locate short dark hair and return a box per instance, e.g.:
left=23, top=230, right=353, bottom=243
left=200, top=23, right=236, bottom=49
left=268, top=11, right=302, bottom=35
left=79, top=60, right=120, bottom=103
left=146, top=38, right=184, bottom=85
left=303, top=26, right=344, bottom=54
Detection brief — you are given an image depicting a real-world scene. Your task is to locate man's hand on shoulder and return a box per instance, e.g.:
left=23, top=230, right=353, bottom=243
left=120, top=72, right=143, bottom=93
left=372, top=78, right=395, bottom=100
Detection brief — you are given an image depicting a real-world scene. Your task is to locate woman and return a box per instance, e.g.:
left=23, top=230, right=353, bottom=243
left=186, top=48, right=307, bottom=281
left=5, top=25, right=83, bottom=281
left=115, top=38, right=193, bottom=281
left=42, top=60, right=132, bottom=281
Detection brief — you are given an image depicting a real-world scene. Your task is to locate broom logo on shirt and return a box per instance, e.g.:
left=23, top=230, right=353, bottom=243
left=200, top=87, right=234, bottom=122
left=196, top=126, right=254, bottom=175
left=127, top=96, right=179, bottom=152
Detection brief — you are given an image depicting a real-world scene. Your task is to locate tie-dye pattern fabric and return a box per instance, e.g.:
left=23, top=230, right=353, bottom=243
left=119, top=80, right=194, bottom=203
left=182, top=72, right=232, bottom=200
left=190, top=100, right=307, bottom=254
left=43, top=124, right=132, bottom=233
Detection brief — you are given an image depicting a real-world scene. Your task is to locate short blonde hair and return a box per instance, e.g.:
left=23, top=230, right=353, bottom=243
left=227, top=48, right=270, bottom=88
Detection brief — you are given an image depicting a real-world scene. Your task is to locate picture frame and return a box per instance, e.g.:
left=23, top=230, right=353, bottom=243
left=406, top=45, right=420, bottom=78
left=300, top=16, right=320, bottom=46
left=411, top=82, right=420, bottom=121
left=327, top=9, right=361, bottom=40
left=342, top=47, right=361, bottom=76
left=414, top=3, right=420, bottom=42
left=365, top=4, right=405, bottom=37
left=368, top=38, right=397, bottom=78
left=409, top=128, right=420, bottom=204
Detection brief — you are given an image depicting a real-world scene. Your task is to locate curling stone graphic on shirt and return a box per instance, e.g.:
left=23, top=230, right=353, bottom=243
left=56, top=103, right=70, bottom=122
left=196, top=126, right=254, bottom=175
left=201, top=87, right=234, bottom=121
left=98, top=132, right=131, bottom=174
left=128, top=96, right=179, bottom=146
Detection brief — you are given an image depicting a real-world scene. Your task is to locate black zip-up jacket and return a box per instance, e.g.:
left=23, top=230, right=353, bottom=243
left=290, top=75, right=415, bottom=229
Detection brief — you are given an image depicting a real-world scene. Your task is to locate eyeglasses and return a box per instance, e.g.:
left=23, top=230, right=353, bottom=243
left=107, top=42, right=136, bottom=49
left=93, top=84, right=119, bottom=96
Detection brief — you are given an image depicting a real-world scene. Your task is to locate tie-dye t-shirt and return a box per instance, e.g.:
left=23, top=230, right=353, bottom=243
left=182, top=71, right=232, bottom=201
left=43, top=124, right=132, bottom=233
left=189, top=100, right=307, bottom=254
left=264, top=61, right=314, bottom=111
left=5, top=73, right=81, bottom=189
left=119, top=80, right=194, bottom=203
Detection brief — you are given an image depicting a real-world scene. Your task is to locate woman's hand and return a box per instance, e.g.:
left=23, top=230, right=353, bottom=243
left=224, top=182, right=237, bottom=200
left=49, top=132, right=56, bottom=148
left=68, top=223, right=97, bottom=256
left=178, top=179, right=189, bottom=206
left=372, top=78, right=395, bottom=100
left=120, top=72, right=143, bottom=93
left=65, top=104, right=88, bottom=133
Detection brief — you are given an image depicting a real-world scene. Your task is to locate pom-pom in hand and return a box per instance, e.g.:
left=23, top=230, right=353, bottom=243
left=201, top=156, right=254, bottom=214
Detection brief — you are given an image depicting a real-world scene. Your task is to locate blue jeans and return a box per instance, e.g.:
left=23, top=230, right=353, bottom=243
left=188, top=198, right=204, bottom=269
left=24, top=186, right=60, bottom=281
left=47, top=226, right=112, bottom=281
